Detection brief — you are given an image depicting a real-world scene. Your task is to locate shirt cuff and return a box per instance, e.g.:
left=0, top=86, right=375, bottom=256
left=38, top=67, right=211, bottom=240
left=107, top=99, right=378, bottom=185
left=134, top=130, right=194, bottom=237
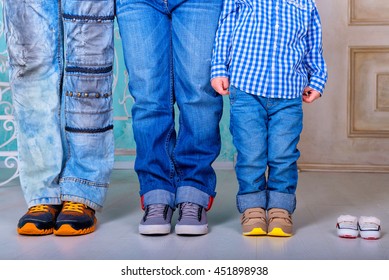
left=308, top=76, right=327, bottom=94
left=211, top=64, right=229, bottom=80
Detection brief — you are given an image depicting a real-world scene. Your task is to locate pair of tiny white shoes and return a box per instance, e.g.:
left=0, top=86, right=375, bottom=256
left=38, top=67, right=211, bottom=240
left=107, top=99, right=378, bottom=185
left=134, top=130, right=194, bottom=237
left=336, top=215, right=381, bottom=240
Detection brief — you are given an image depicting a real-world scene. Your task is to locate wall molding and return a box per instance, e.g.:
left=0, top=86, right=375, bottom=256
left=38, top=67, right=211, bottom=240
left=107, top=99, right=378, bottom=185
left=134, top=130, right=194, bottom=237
left=348, top=46, right=389, bottom=138
left=298, top=163, right=389, bottom=173
left=349, top=0, right=389, bottom=26
left=114, top=161, right=235, bottom=171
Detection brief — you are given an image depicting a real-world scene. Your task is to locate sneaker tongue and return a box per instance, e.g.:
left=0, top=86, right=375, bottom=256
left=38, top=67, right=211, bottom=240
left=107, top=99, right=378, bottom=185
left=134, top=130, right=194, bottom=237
left=180, top=203, right=199, bottom=218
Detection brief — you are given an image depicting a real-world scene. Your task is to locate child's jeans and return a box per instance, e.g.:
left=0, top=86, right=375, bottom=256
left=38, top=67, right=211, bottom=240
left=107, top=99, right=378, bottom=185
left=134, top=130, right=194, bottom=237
left=116, top=0, right=223, bottom=210
left=4, top=0, right=115, bottom=211
left=229, top=86, right=303, bottom=214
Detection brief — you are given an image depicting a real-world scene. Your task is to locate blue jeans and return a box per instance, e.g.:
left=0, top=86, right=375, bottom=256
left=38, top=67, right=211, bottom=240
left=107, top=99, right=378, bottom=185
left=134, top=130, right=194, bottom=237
left=4, top=0, right=115, bottom=211
left=229, top=86, right=303, bottom=214
left=116, top=0, right=223, bottom=210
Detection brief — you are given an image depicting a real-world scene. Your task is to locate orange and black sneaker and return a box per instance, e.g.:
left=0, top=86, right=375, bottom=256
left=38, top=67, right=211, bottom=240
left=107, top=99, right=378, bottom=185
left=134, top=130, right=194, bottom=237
left=54, top=201, right=97, bottom=236
left=17, top=204, right=62, bottom=236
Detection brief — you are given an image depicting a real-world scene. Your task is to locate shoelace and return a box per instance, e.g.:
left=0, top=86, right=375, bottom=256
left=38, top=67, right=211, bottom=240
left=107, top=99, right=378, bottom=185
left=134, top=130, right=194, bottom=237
left=62, top=201, right=85, bottom=214
left=29, top=205, right=49, bottom=213
left=179, top=202, right=201, bottom=221
left=145, top=204, right=167, bottom=219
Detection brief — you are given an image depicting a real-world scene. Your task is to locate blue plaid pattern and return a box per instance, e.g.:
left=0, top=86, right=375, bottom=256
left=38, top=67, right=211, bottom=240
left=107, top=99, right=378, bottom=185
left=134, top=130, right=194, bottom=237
left=211, top=0, right=327, bottom=99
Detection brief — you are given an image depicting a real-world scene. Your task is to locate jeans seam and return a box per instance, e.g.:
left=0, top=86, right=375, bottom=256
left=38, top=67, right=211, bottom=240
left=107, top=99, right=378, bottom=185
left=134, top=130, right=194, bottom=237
left=60, top=118, right=72, bottom=180
left=65, top=72, right=113, bottom=78
left=65, top=108, right=113, bottom=115
left=60, top=177, right=109, bottom=188
left=167, top=25, right=176, bottom=181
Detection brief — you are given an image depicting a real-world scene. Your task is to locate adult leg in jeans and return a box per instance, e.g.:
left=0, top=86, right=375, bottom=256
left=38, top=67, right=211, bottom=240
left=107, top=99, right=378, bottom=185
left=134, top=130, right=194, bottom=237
left=116, top=0, right=223, bottom=235
left=171, top=0, right=223, bottom=235
left=54, top=0, right=115, bottom=236
left=4, top=0, right=64, bottom=235
left=116, top=1, right=176, bottom=235
left=4, top=0, right=116, bottom=236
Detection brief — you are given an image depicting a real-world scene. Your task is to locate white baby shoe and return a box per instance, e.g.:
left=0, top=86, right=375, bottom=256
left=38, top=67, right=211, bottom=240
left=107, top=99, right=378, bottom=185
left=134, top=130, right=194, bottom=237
left=336, top=215, right=358, bottom=239
left=358, top=216, right=381, bottom=240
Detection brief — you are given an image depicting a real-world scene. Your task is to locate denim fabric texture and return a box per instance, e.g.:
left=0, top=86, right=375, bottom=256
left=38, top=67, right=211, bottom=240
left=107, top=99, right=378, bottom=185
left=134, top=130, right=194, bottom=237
left=116, top=0, right=223, bottom=210
left=4, top=0, right=115, bottom=211
left=229, top=86, right=302, bottom=214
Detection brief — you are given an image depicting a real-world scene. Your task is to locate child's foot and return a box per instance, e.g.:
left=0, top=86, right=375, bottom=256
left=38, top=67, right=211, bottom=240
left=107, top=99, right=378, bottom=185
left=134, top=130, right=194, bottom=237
left=267, top=208, right=293, bottom=237
left=241, top=208, right=267, bottom=236
left=139, top=204, right=173, bottom=235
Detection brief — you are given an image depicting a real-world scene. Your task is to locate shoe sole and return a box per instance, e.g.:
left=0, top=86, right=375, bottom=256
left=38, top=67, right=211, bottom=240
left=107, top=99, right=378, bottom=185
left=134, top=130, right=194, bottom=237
left=17, top=223, right=53, bottom=236
left=337, top=228, right=358, bottom=239
left=54, top=224, right=96, bottom=236
left=360, top=230, right=380, bottom=240
left=175, top=224, right=208, bottom=235
left=139, top=224, right=171, bottom=235
left=267, top=227, right=292, bottom=237
left=243, top=227, right=267, bottom=236
left=54, top=218, right=97, bottom=236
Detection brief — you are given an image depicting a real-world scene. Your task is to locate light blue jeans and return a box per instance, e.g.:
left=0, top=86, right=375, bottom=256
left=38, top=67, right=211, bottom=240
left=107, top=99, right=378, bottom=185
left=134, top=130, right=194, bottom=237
left=229, top=86, right=303, bottom=214
left=4, top=0, right=115, bottom=211
left=116, top=0, right=223, bottom=210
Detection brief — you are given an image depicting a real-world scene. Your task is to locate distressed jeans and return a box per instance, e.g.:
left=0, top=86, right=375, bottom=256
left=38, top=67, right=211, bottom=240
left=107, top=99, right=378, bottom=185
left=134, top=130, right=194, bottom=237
left=116, top=0, right=223, bottom=210
left=229, top=86, right=303, bottom=214
left=4, top=0, right=115, bottom=211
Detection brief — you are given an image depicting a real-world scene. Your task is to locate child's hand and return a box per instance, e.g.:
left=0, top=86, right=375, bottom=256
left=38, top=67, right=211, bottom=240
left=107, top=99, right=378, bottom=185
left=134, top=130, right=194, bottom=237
left=211, top=77, right=230, bottom=95
left=302, top=87, right=321, bottom=103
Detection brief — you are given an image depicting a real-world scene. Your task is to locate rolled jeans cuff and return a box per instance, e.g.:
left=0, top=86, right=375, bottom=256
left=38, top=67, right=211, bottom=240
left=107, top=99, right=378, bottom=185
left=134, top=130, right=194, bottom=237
left=141, top=189, right=176, bottom=210
left=28, top=197, right=62, bottom=209
left=236, top=190, right=267, bottom=214
left=60, top=178, right=108, bottom=211
left=267, top=191, right=296, bottom=214
left=176, top=186, right=214, bottom=210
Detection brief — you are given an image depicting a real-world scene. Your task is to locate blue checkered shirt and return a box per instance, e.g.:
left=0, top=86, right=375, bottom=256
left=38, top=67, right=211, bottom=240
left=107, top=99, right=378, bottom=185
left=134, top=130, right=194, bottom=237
left=211, top=0, right=328, bottom=98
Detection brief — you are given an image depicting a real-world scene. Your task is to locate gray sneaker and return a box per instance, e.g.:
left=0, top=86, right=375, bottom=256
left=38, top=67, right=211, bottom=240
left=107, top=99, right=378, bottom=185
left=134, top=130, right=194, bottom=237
left=139, top=204, right=173, bottom=235
left=175, top=202, right=208, bottom=235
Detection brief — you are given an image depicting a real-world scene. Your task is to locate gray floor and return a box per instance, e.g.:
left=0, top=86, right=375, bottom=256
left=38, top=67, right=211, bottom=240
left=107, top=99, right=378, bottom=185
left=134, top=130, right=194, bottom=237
left=1, top=169, right=389, bottom=260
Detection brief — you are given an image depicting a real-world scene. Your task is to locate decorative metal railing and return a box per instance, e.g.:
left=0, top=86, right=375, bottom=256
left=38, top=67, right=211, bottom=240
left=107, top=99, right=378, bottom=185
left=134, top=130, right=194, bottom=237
left=0, top=81, right=19, bottom=186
